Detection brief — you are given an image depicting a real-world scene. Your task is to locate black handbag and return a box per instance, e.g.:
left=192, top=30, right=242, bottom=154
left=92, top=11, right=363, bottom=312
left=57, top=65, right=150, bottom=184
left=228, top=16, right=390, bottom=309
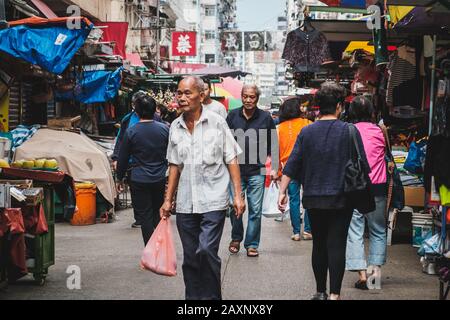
left=344, top=124, right=376, bottom=214
left=379, top=124, right=405, bottom=211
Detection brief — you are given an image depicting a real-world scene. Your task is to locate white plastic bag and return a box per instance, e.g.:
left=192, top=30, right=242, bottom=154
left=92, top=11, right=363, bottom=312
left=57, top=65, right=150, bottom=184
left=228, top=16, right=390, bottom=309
left=262, top=182, right=289, bottom=218
left=417, top=233, right=443, bottom=256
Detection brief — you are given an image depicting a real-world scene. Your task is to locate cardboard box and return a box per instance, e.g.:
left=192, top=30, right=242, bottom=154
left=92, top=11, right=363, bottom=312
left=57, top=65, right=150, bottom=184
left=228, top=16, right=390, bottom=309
left=404, top=186, right=426, bottom=207
left=48, top=116, right=81, bottom=129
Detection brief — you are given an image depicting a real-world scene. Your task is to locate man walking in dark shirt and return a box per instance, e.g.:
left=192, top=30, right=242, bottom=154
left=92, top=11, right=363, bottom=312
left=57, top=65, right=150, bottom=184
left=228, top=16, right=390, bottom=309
left=226, top=84, right=279, bottom=257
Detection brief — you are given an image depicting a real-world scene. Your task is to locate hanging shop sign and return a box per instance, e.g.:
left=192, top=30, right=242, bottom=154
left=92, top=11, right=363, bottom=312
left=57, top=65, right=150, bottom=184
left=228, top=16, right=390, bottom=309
left=244, top=32, right=265, bottom=51
left=172, top=31, right=197, bottom=57
left=221, top=32, right=242, bottom=52
left=171, top=62, right=206, bottom=74
left=221, top=31, right=284, bottom=52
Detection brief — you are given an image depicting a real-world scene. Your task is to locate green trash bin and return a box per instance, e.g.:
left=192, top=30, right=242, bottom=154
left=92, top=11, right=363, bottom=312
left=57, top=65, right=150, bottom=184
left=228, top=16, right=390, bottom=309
left=27, top=185, right=56, bottom=286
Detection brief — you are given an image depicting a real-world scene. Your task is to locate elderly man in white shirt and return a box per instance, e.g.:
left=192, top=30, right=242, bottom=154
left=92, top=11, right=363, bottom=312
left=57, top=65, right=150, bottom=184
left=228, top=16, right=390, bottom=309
left=160, top=76, right=245, bottom=300
left=202, top=78, right=228, bottom=119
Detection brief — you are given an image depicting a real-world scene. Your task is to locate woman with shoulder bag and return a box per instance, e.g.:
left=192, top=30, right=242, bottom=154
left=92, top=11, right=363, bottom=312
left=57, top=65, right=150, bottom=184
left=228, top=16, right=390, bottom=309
left=278, top=82, right=370, bottom=300
left=345, top=96, right=394, bottom=290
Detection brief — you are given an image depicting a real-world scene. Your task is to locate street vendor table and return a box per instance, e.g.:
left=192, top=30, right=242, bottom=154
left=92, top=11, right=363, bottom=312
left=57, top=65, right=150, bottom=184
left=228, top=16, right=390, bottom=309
left=0, top=168, right=74, bottom=286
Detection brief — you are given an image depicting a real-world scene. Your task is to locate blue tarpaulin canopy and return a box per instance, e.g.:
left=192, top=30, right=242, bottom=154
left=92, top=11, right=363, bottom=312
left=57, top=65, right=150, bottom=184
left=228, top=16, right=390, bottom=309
left=0, top=17, right=93, bottom=74
left=56, top=67, right=123, bottom=104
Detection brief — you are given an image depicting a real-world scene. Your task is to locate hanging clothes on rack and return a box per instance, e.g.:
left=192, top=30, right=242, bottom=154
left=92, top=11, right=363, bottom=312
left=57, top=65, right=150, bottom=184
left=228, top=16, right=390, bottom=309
left=433, top=80, right=450, bottom=137
left=386, top=46, right=418, bottom=107
left=282, top=28, right=332, bottom=73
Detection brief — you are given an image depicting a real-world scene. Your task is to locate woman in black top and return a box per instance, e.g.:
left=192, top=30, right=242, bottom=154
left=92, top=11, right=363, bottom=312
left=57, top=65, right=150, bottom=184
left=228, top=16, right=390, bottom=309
left=116, top=95, right=170, bottom=245
left=278, top=82, right=369, bottom=300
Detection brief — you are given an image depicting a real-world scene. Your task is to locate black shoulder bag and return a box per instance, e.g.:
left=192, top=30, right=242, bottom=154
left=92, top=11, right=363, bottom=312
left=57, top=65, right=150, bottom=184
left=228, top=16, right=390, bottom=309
left=344, top=124, right=376, bottom=214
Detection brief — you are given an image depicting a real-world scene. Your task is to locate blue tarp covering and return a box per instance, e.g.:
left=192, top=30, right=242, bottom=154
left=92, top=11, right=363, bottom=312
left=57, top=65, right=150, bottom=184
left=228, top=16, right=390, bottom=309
left=341, top=0, right=366, bottom=8
left=0, top=22, right=92, bottom=74
left=56, top=67, right=123, bottom=104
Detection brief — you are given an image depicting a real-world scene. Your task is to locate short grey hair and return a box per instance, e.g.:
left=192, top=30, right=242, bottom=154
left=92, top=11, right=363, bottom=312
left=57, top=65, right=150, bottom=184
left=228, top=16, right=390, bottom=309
left=132, top=90, right=148, bottom=103
left=241, top=84, right=261, bottom=98
left=180, top=76, right=205, bottom=93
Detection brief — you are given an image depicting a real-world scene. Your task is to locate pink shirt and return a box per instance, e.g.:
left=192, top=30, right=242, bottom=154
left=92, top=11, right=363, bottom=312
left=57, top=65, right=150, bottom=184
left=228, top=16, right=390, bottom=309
left=355, top=122, right=387, bottom=184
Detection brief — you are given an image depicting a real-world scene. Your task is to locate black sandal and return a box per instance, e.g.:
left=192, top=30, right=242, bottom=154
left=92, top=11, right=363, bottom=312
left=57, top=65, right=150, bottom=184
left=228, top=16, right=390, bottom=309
left=354, top=280, right=368, bottom=290
left=229, top=240, right=240, bottom=254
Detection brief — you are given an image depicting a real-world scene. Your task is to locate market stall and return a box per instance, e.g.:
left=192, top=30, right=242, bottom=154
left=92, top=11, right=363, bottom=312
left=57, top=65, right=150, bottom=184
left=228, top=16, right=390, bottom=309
left=0, top=169, right=75, bottom=286
left=289, top=0, right=450, bottom=299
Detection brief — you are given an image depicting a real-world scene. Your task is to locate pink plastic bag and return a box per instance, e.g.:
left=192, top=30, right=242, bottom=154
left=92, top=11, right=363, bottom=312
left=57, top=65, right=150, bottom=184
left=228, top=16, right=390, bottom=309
left=140, top=218, right=177, bottom=277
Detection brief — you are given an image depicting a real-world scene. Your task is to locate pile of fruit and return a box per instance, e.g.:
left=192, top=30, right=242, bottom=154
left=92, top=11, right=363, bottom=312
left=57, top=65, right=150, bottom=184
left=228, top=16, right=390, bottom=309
left=10, top=158, right=59, bottom=170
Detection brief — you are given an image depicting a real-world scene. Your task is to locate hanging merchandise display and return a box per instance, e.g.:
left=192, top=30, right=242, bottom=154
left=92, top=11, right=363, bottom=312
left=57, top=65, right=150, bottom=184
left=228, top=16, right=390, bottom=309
left=147, top=89, right=176, bottom=111
left=281, top=24, right=332, bottom=73
left=386, top=46, right=418, bottom=108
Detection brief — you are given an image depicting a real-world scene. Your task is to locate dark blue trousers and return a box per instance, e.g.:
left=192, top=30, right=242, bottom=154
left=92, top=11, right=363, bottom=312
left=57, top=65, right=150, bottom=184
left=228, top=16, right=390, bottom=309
left=176, top=211, right=226, bottom=300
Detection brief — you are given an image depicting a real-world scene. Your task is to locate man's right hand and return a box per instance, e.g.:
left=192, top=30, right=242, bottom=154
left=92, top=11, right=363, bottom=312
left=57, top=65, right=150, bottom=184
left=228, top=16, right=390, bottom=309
left=278, top=193, right=288, bottom=212
left=160, top=200, right=173, bottom=219
left=233, top=194, right=246, bottom=219
left=116, top=181, right=124, bottom=193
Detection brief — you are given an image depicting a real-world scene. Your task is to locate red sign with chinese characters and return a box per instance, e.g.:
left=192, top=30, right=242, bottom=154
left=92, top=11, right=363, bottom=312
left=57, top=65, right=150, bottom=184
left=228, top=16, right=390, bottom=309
left=172, top=32, right=197, bottom=57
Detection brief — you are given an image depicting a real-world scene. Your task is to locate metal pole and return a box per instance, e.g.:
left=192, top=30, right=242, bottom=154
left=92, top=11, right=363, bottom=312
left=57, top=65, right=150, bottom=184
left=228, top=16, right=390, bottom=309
left=0, top=0, right=8, bottom=29
left=156, top=0, right=160, bottom=74
left=428, top=35, right=437, bottom=136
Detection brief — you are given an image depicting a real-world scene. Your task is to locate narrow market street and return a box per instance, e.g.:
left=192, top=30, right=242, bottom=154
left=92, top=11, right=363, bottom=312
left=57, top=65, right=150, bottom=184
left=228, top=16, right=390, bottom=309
left=0, top=0, right=449, bottom=304
left=0, top=207, right=439, bottom=300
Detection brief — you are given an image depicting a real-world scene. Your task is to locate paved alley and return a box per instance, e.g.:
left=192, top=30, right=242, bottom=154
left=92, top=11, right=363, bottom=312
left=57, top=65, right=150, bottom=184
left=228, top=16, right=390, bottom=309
left=0, top=208, right=440, bottom=300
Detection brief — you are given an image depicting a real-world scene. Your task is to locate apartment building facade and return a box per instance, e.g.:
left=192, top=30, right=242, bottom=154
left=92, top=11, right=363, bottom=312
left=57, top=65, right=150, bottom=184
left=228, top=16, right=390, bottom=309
left=179, top=0, right=237, bottom=66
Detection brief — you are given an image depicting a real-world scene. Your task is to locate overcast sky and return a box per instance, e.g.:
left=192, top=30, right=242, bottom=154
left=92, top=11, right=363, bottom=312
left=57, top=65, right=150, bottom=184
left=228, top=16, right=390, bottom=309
left=237, top=0, right=284, bottom=31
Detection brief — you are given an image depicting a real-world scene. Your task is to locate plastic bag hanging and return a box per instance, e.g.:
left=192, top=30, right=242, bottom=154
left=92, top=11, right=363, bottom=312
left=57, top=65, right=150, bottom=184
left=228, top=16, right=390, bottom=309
left=262, top=181, right=289, bottom=218
left=140, top=218, right=177, bottom=277
left=36, top=204, right=49, bottom=235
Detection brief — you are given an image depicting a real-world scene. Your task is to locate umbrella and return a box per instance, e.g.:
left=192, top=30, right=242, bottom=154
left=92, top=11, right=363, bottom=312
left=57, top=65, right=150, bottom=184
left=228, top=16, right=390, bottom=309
left=212, top=77, right=243, bottom=99
left=345, top=41, right=374, bottom=54
left=193, top=66, right=249, bottom=78
left=227, top=98, right=242, bottom=111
